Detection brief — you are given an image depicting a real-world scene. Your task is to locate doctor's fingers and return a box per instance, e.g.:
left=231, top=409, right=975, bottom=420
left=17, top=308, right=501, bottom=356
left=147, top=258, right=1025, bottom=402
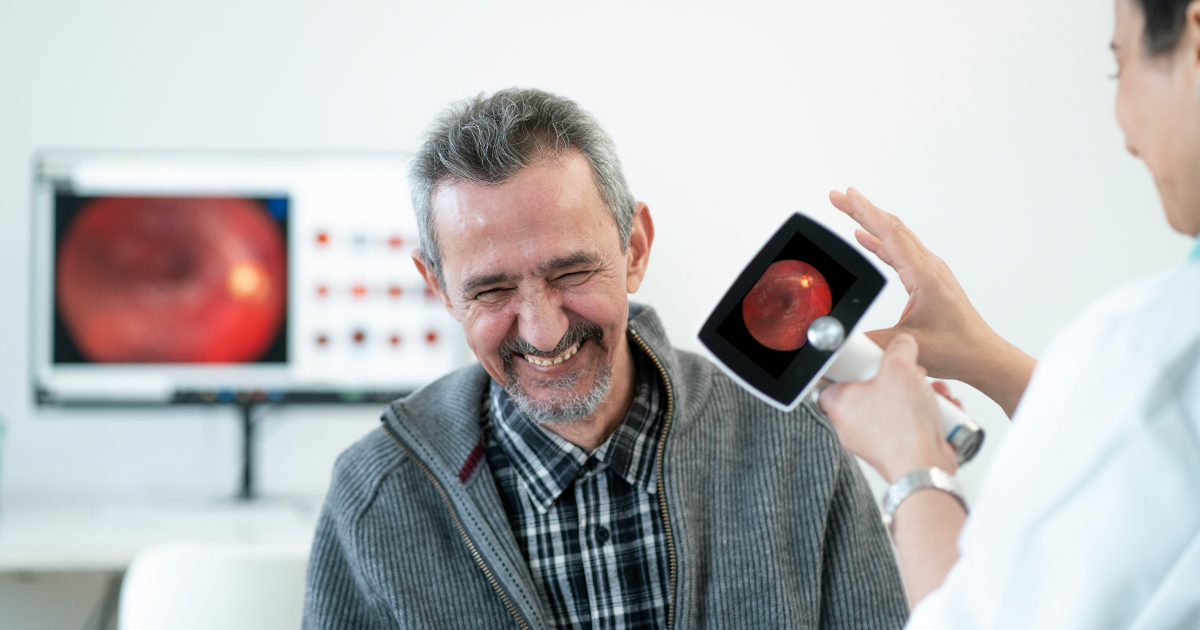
left=818, top=334, right=927, bottom=429
left=828, top=188, right=936, bottom=292
left=816, top=380, right=872, bottom=454
left=818, top=378, right=917, bottom=466
left=930, top=380, right=964, bottom=410
left=880, top=333, right=924, bottom=374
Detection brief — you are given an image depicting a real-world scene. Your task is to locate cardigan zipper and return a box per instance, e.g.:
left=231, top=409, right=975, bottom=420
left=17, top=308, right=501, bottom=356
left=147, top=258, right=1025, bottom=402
left=379, top=324, right=675, bottom=630
left=380, top=421, right=532, bottom=630
left=629, top=326, right=679, bottom=630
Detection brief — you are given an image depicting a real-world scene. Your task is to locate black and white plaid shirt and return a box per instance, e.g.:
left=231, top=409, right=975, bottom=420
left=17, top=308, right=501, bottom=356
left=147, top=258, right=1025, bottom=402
left=484, top=346, right=671, bottom=630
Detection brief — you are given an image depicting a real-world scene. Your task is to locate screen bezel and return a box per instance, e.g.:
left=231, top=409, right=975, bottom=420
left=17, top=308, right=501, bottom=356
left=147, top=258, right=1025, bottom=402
left=697, top=212, right=886, bottom=408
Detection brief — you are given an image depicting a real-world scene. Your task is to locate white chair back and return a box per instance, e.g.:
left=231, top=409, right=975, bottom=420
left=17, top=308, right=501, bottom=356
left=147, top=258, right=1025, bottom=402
left=119, top=541, right=309, bottom=630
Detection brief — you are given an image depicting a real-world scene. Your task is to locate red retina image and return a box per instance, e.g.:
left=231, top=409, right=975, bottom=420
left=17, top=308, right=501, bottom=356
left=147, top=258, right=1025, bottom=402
left=741, top=260, right=832, bottom=352
left=55, top=196, right=287, bottom=363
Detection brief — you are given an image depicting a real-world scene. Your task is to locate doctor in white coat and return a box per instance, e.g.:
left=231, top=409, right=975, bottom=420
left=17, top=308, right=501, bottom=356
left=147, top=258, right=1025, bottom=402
left=819, top=0, right=1200, bottom=627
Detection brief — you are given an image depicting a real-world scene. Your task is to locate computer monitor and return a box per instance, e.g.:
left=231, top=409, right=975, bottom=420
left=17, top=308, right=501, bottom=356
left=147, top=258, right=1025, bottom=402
left=32, top=151, right=469, bottom=405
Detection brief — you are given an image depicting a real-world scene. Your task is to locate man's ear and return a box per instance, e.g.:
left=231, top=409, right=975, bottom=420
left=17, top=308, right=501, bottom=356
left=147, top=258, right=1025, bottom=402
left=411, top=249, right=458, bottom=318
left=625, top=202, right=654, bottom=294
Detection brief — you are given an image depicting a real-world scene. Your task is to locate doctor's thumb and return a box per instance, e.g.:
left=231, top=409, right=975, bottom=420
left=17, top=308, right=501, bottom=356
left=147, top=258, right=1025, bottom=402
left=816, top=381, right=852, bottom=419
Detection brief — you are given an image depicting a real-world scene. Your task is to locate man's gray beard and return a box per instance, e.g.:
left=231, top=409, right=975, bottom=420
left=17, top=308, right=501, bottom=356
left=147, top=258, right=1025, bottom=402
left=504, top=362, right=613, bottom=426
left=498, top=321, right=611, bottom=426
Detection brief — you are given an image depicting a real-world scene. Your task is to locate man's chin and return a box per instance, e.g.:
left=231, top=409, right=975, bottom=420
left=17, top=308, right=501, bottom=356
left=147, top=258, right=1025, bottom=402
left=505, top=367, right=613, bottom=427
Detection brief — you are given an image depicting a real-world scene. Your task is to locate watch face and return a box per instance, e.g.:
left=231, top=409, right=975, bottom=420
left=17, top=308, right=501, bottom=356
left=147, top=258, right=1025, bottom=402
left=698, top=213, right=885, bottom=409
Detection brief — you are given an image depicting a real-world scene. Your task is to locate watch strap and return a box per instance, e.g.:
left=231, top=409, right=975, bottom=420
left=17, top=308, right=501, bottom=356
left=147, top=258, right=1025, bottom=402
left=882, top=467, right=967, bottom=531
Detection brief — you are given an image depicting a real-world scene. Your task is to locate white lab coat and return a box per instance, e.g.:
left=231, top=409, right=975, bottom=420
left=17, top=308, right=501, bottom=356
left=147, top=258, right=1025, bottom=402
left=907, top=260, right=1200, bottom=629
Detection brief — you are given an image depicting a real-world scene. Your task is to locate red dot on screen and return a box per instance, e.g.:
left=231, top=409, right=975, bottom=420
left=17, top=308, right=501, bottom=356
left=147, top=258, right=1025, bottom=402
left=351, top=284, right=367, bottom=298
left=352, top=330, right=366, bottom=344
left=425, top=331, right=438, bottom=344
left=316, top=231, right=329, bottom=246
left=388, top=285, right=403, bottom=298
left=389, top=334, right=401, bottom=346
left=316, top=284, right=328, bottom=297
left=315, top=333, right=328, bottom=346
left=388, top=235, right=403, bottom=249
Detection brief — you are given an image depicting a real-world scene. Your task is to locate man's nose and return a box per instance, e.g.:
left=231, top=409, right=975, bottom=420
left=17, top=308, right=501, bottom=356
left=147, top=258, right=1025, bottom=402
left=516, top=288, right=569, bottom=354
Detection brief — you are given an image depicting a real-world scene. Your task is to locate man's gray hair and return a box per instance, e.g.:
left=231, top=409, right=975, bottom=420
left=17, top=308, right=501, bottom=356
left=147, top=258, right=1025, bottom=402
left=409, top=88, right=637, bottom=287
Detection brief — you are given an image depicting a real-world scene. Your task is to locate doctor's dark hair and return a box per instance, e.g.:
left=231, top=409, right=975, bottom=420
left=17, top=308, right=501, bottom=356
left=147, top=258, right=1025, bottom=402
left=1137, top=0, right=1194, bottom=55
left=409, top=88, right=637, bottom=287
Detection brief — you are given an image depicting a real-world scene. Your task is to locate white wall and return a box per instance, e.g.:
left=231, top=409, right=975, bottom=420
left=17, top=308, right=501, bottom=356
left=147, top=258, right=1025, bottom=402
left=0, top=0, right=1192, bottom=502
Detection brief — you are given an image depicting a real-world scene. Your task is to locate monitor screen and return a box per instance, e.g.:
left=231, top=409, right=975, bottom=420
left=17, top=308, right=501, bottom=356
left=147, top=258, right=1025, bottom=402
left=53, top=194, right=291, bottom=365
left=32, top=152, right=469, bottom=404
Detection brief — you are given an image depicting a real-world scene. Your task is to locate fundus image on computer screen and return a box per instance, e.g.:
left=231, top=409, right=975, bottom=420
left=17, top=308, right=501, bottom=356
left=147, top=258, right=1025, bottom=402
left=53, top=194, right=289, bottom=364
left=714, top=231, right=855, bottom=379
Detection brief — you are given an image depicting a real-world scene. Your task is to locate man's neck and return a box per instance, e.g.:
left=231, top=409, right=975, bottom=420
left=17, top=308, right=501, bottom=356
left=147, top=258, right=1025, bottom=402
left=543, top=338, right=637, bottom=451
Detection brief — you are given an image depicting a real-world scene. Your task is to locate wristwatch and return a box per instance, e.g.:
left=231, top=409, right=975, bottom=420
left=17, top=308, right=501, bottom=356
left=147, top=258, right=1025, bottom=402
left=882, top=467, right=967, bottom=532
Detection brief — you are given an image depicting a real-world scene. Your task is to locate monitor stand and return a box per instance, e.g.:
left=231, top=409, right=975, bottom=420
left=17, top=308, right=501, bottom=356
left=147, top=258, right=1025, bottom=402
left=238, top=402, right=258, bottom=501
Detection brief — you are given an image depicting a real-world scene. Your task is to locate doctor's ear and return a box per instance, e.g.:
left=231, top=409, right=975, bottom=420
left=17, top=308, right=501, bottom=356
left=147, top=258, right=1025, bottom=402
left=1181, top=1, right=1200, bottom=84
left=625, top=203, right=654, bottom=294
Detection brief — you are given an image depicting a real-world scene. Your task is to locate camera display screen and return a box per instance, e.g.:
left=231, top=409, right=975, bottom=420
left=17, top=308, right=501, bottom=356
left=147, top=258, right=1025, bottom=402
left=699, top=213, right=885, bottom=409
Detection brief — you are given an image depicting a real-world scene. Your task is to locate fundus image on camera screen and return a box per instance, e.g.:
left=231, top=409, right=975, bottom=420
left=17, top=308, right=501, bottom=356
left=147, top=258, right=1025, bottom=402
left=715, top=231, right=855, bottom=379
left=53, top=194, right=290, bottom=364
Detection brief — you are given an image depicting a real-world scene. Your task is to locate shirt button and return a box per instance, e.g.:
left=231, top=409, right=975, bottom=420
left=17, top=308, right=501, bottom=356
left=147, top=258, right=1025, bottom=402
left=595, top=526, right=610, bottom=544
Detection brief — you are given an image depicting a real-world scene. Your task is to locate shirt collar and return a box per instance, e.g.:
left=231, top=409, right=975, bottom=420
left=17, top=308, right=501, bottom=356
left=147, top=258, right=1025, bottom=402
left=487, top=339, right=665, bottom=513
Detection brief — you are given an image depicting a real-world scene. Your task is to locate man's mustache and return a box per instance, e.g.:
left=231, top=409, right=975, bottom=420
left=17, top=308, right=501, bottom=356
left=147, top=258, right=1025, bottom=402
left=498, top=321, right=604, bottom=363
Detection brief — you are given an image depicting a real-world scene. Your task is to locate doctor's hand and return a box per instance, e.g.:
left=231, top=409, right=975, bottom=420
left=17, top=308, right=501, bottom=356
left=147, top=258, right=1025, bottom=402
left=818, top=334, right=958, bottom=483
left=821, top=334, right=967, bottom=609
left=828, top=187, right=1036, bottom=417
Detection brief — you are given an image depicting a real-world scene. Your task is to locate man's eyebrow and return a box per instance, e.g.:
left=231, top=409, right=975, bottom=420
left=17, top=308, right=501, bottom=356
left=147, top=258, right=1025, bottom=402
left=537, top=252, right=602, bottom=275
left=460, top=271, right=518, bottom=295
left=459, top=252, right=602, bottom=295
left=459, top=252, right=603, bottom=295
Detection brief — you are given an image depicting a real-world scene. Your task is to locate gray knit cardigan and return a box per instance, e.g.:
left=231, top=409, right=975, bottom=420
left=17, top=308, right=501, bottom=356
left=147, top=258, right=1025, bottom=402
left=303, top=304, right=908, bottom=629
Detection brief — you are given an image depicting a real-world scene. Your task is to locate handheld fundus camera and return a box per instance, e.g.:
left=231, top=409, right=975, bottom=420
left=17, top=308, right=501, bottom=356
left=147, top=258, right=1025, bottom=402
left=698, top=213, right=983, bottom=464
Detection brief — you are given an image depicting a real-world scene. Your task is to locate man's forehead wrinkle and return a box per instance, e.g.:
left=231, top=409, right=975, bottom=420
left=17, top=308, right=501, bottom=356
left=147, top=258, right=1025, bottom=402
left=435, top=149, right=620, bottom=299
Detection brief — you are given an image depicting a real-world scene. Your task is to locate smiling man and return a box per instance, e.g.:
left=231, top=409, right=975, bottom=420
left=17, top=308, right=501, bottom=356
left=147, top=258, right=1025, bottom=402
left=424, top=145, right=646, bottom=450
left=303, top=89, right=908, bottom=630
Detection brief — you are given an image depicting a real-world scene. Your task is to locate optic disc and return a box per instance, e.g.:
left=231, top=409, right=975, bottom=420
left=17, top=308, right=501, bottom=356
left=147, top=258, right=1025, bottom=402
left=741, top=260, right=832, bottom=352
